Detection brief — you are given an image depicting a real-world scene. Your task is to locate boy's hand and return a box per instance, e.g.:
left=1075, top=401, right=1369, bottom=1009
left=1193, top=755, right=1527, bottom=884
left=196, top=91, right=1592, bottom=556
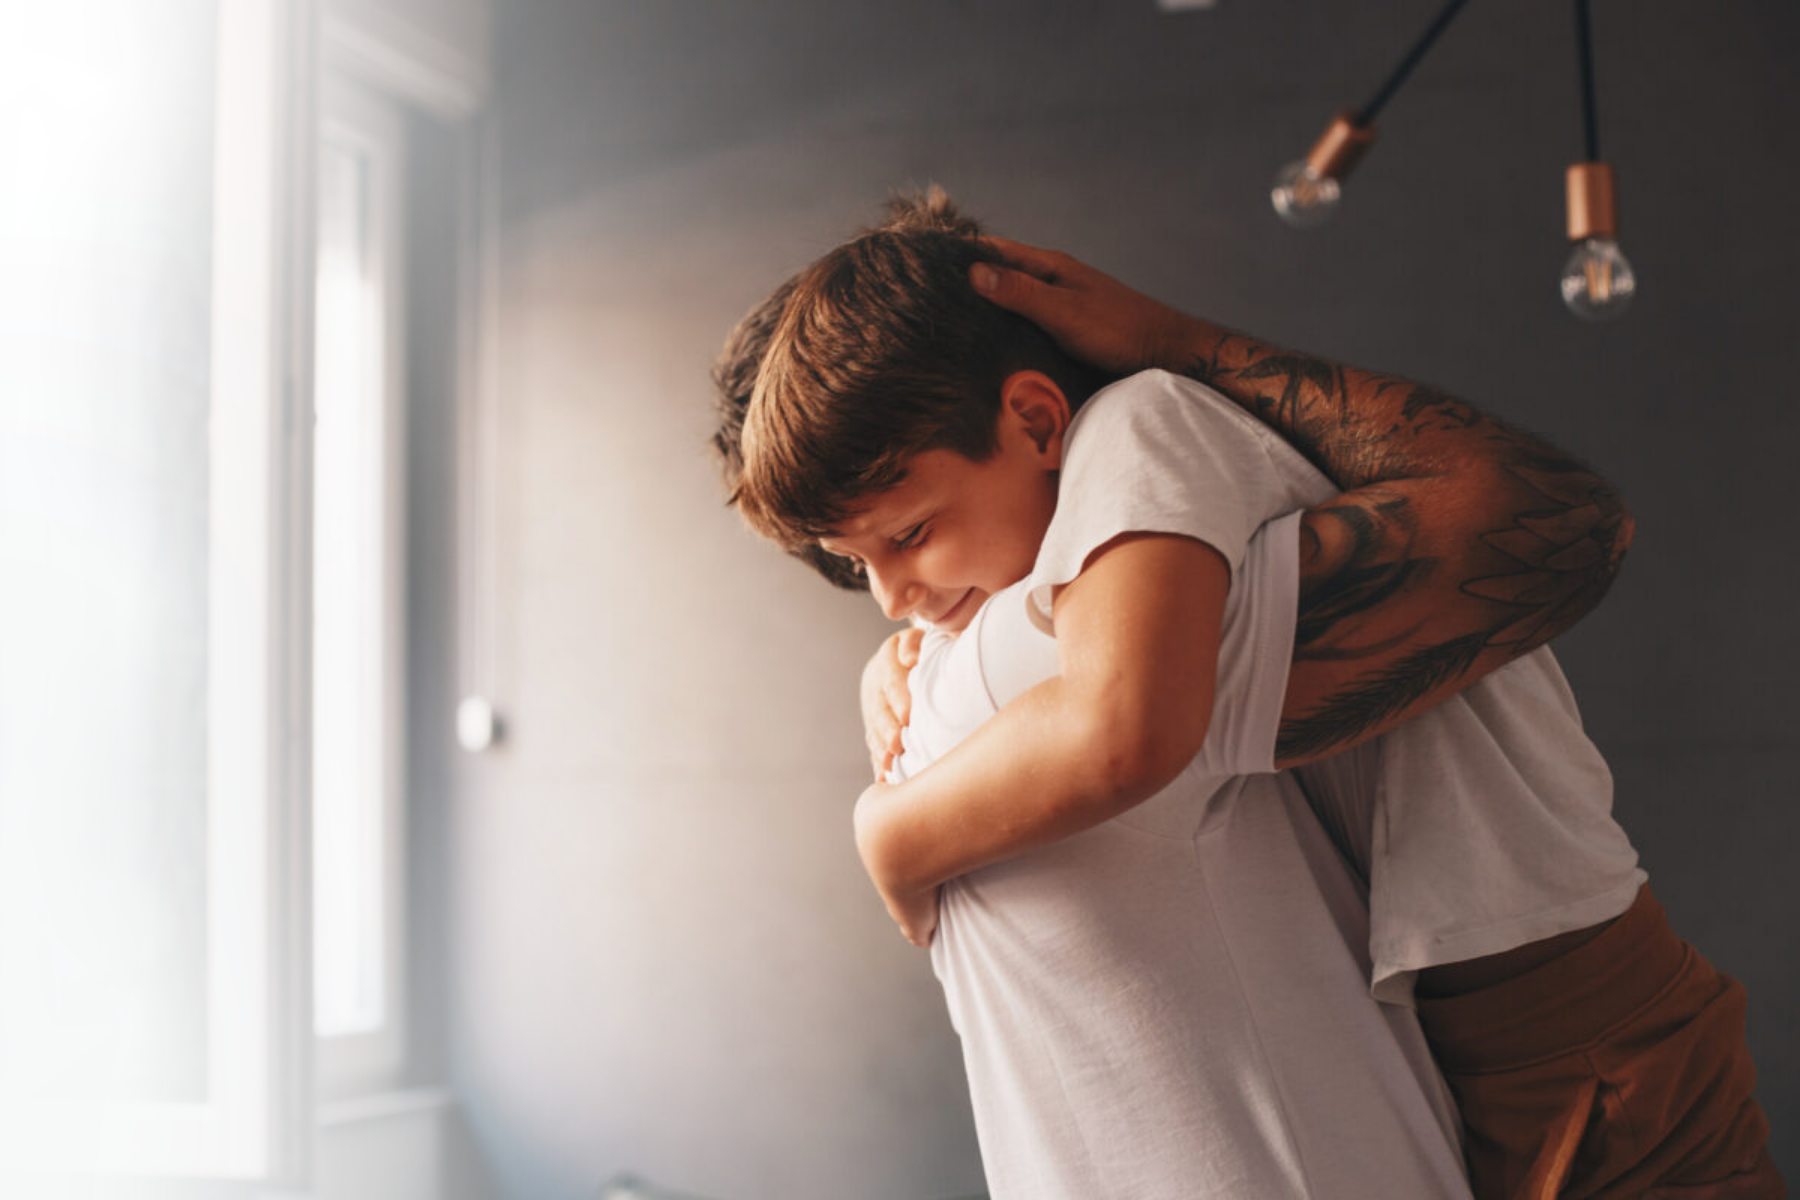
left=969, top=238, right=1194, bottom=377
left=860, top=628, right=923, bottom=780
left=884, top=883, right=941, bottom=948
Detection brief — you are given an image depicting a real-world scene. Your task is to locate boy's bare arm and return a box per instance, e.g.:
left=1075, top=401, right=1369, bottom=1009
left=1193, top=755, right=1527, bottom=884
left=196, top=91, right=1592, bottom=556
left=971, top=240, right=1634, bottom=766
left=854, top=533, right=1229, bottom=938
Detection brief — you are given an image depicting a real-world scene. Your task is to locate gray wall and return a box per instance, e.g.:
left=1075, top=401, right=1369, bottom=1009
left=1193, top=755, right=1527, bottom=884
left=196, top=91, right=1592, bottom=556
left=430, top=2, right=1800, bottom=1196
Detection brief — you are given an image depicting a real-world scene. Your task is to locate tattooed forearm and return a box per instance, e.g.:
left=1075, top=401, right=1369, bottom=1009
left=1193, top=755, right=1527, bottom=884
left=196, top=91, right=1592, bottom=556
left=1184, top=333, right=1591, bottom=495
left=1278, top=632, right=1491, bottom=762
left=1292, top=497, right=1427, bottom=659
left=1184, top=328, right=1634, bottom=762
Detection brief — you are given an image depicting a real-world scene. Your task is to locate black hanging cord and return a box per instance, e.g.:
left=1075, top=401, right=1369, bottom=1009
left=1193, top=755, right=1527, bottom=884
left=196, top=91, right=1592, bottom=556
left=1356, top=0, right=1475, bottom=125
left=1575, top=0, right=1601, bottom=160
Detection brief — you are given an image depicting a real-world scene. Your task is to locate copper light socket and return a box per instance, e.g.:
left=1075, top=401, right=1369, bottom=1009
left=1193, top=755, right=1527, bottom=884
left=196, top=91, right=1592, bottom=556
left=1305, top=112, right=1378, bottom=180
left=1566, top=162, right=1618, bottom=241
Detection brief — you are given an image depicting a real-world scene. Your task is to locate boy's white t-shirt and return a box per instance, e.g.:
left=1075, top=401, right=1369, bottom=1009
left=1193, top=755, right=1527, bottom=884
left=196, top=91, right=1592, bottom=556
left=892, top=371, right=1468, bottom=1199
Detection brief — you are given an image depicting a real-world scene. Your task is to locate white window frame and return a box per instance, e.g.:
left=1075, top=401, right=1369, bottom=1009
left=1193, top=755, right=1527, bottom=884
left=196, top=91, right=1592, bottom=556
left=0, top=0, right=316, bottom=1191
left=312, top=73, right=411, bottom=1103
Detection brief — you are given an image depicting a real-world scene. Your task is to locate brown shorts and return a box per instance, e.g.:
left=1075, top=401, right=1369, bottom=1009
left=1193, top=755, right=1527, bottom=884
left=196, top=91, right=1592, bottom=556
left=1415, top=886, right=1785, bottom=1200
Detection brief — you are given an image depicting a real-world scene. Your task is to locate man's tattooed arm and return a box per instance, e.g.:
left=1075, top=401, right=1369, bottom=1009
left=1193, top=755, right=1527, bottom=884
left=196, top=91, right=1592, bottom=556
left=1183, top=332, right=1634, bottom=766
left=965, top=238, right=1634, bottom=765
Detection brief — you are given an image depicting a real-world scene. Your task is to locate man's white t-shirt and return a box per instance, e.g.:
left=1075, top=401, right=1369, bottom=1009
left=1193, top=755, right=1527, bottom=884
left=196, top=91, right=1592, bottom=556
left=891, top=371, right=1468, bottom=1199
left=1213, top=398, right=1647, bottom=1002
left=1297, top=650, right=1645, bottom=1002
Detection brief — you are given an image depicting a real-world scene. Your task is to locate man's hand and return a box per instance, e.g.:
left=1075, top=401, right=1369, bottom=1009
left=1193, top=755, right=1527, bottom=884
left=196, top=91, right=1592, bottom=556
left=859, top=628, right=923, bottom=780
left=855, top=779, right=940, bottom=946
left=969, top=237, right=1192, bottom=377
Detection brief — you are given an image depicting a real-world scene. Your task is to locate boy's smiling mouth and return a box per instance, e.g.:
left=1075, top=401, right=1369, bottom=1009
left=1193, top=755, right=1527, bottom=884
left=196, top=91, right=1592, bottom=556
left=926, top=588, right=981, bottom=631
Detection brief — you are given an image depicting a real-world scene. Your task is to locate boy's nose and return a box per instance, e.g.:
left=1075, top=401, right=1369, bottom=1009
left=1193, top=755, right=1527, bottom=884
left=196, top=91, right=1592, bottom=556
left=868, top=567, right=922, bottom=622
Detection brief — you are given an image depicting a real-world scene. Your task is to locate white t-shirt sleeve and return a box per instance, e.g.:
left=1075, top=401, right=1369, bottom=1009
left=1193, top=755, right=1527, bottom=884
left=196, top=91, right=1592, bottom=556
left=895, top=513, right=1303, bottom=791
left=1196, top=513, right=1306, bottom=779
left=886, top=620, right=1000, bottom=784
left=1025, top=369, right=1330, bottom=634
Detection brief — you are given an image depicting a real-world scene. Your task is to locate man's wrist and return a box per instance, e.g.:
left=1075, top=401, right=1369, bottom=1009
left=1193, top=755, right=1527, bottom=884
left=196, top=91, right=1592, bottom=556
left=1148, top=312, right=1223, bottom=377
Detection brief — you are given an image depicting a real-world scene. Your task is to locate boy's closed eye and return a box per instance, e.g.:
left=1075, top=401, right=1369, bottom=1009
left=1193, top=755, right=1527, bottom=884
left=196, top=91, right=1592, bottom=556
left=893, top=522, right=931, bottom=551
left=822, top=522, right=931, bottom=572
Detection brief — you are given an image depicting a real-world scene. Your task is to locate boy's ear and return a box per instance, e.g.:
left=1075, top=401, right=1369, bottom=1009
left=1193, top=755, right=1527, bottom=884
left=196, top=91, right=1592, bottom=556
left=998, top=370, right=1072, bottom=467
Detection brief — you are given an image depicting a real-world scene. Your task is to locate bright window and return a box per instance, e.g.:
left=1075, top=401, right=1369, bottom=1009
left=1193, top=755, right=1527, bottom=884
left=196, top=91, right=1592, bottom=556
left=313, top=76, right=409, bottom=1098
left=0, top=0, right=310, bottom=1187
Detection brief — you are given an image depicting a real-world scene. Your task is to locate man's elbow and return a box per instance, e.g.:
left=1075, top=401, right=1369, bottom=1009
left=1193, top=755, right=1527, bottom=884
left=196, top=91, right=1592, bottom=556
left=1558, top=479, right=1636, bottom=627
left=1464, top=458, right=1637, bottom=638
left=1560, top=496, right=1635, bottom=640
left=1603, top=496, right=1635, bottom=578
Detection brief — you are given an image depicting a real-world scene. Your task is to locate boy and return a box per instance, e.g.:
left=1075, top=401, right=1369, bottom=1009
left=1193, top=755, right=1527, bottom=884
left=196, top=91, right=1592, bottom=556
left=724, top=197, right=1782, bottom=1196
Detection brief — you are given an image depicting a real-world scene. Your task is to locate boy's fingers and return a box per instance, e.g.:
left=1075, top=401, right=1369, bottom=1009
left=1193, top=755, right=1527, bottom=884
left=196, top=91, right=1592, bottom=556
left=867, top=707, right=901, bottom=746
left=880, top=628, right=920, bottom=728
left=885, top=678, right=911, bottom=726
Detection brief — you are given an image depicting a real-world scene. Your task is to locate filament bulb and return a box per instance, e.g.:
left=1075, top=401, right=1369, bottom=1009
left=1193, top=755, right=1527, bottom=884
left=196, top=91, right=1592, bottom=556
left=1270, top=160, right=1342, bottom=228
left=1271, top=114, right=1372, bottom=229
left=1560, top=237, right=1636, bottom=320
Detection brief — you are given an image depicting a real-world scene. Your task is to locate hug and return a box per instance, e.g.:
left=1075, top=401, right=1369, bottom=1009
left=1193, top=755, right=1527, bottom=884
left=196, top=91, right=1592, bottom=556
left=715, top=192, right=1782, bottom=1199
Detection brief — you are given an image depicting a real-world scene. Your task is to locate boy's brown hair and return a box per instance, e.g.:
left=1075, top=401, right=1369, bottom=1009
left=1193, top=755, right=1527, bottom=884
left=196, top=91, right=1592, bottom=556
left=710, top=275, right=869, bottom=590
left=730, top=188, right=1108, bottom=553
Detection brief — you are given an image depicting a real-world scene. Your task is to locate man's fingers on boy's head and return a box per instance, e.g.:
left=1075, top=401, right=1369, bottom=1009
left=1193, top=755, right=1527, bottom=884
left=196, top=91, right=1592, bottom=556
left=970, top=258, right=1068, bottom=326
left=978, top=236, right=1067, bottom=283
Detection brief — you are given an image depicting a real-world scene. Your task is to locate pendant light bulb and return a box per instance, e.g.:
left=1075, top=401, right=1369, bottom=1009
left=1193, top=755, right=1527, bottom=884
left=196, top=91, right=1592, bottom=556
left=1271, top=112, right=1374, bottom=229
left=1560, top=237, right=1635, bottom=320
left=1561, top=162, right=1634, bottom=321
left=1270, top=161, right=1342, bottom=228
